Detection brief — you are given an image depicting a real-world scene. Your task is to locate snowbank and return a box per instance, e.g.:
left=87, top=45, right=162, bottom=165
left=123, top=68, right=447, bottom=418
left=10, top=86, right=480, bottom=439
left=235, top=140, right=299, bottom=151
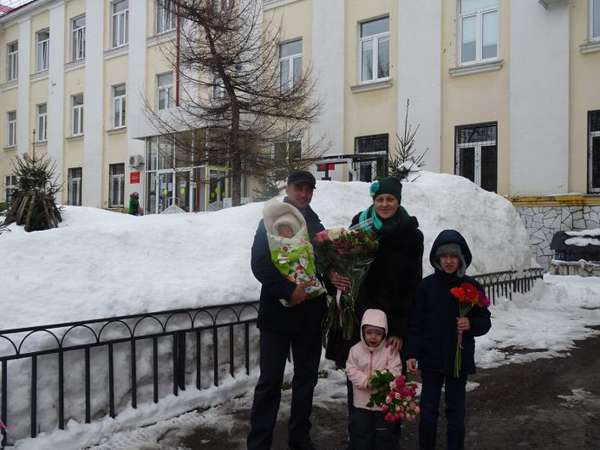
left=0, top=172, right=535, bottom=329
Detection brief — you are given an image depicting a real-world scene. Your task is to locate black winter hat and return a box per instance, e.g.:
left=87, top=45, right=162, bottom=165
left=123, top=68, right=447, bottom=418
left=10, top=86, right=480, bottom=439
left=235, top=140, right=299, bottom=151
left=369, top=177, right=402, bottom=203
left=287, top=170, right=316, bottom=189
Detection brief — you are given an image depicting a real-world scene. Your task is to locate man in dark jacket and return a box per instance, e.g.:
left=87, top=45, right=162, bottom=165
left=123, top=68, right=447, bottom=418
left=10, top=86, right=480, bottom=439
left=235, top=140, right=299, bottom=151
left=406, top=229, right=491, bottom=450
left=247, top=170, right=327, bottom=450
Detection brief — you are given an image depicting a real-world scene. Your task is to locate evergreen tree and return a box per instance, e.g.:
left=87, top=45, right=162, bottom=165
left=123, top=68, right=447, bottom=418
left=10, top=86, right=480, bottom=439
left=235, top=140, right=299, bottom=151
left=3, top=153, right=62, bottom=232
left=388, top=99, right=427, bottom=182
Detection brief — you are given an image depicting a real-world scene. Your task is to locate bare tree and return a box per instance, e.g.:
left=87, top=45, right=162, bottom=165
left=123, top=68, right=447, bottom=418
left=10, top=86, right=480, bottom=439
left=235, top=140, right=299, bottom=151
left=388, top=99, right=427, bottom=181
left=148, top=0, right=322, bottom=206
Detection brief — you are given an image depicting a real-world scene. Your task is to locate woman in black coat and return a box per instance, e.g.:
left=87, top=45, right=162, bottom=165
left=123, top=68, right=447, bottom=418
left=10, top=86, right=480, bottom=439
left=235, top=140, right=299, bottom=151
left=326, top=176, right=424, bottom=367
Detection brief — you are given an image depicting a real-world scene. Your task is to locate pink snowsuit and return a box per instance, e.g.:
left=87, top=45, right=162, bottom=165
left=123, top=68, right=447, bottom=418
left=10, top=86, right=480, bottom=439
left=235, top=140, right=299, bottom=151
left=345, top=309, right=403, bottom=411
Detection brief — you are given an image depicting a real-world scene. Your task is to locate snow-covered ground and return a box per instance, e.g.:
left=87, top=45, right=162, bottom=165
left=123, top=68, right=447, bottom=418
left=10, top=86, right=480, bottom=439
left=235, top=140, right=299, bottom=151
left=2, top=171, right=576, bottom=449
left=1, top=172, right=534, bottom=330
left=11, top=274, right=600, bottom=450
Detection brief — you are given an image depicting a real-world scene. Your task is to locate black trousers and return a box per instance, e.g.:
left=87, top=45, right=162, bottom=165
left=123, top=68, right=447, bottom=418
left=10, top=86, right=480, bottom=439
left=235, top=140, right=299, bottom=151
left=418, top=370, right=468, bottom=450
left=247, top=328, right=322, bottom=450
left=350, top=408, right=399, bottom=450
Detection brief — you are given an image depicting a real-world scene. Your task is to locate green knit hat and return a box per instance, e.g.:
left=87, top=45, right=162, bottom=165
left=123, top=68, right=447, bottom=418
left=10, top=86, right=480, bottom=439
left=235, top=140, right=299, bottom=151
left=369, top=177, right=403, bottom=203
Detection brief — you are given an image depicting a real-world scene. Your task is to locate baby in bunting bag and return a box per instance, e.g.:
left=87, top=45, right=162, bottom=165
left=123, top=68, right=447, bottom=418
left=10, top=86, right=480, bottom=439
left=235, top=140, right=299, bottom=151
left=263, top=199, right=326, bottom=307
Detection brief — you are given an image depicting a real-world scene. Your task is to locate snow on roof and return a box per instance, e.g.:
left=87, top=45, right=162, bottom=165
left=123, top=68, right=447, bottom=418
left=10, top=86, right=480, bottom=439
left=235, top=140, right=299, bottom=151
left=0, top=171, right=536, bottom=329
left=566, top=228, right=600, bottom=237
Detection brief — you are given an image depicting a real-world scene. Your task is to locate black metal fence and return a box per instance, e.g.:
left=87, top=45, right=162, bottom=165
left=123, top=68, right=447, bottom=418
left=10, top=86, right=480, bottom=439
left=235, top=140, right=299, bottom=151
left=0, top=268, right=544, bottom=446
left=473, top=268, right=544, bottom=304
left=0, top=302, right=260, bottom=447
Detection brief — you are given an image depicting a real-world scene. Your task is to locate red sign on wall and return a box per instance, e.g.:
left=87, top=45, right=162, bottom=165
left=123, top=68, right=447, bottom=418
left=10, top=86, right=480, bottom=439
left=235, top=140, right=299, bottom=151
left=130, top=172, right=141, bottom=184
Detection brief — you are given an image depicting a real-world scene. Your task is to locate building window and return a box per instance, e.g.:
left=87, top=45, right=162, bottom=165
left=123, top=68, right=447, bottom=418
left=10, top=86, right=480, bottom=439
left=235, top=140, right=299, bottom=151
left=111, top=0, right=129, bottom=48
left=157, top=72, right=174, bottom=110
left=156, top=0, right=176, bottom=34
left=113, top=84, right=126, bottom=128
left=109, top=163, right=125, bottom=207
left=7, top=41, right=18, bottom=81
left=36, top=103, right=47, bottom=143
left=455, top=122, right=497, bottom=192
left=6, top=111, right=16, bottom=147
left=274, top=140, right=302, bottom=162
left=459, top=0, right=498, bottom=64
left=279, top=39, right=302, bottom=92
left=354, top=134, right=389, bottom=182
left=71, top=15, right=86, bottom=62
left=68, top=167, right=82, bottom=206
left=4, top=175, right=17, bottom=206
left=72, top=94, right=84, bottom=136
left=589, top=111, right=600, bottom=193
left=212, top=74, right=225, bottom=100
left=359, top=16, right=389, bottom=83
left=592, top=0, right=600, bottom=41
left=36, top=29, right=50, bottom=72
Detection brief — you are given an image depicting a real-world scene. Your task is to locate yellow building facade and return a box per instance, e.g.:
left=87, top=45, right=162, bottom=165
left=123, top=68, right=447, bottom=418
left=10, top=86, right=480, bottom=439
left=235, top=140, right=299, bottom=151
left=1, top=0, right=600, bottom=216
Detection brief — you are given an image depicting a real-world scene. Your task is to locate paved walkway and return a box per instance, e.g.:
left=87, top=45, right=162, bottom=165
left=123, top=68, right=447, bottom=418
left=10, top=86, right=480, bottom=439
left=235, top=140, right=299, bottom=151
left=179, top=327, right=600, bottom=450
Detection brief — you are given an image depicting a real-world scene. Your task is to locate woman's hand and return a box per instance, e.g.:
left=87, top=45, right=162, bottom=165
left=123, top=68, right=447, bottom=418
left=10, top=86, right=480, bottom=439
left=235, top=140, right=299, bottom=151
left=406, top=358, right=419, bottom=374
left=289, top=285, right=307, bottom=306
left=386, top=336, right=403, bottom=352
left=329, top=271, right=351, bottom=292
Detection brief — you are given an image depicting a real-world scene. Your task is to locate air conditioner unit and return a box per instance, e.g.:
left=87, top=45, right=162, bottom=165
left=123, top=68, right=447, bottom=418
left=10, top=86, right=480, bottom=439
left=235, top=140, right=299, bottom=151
left=129, top=154, right=145, bottom=168
left=538, top=0, right=569, bottom=9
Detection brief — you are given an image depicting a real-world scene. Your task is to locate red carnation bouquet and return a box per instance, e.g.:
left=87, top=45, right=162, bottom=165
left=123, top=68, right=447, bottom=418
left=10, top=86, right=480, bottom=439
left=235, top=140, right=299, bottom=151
left=449, top=282, right=491, bottom=377
left=367, top=370, right=420, bottom=423
left=313, top=226, right=378, bottom=340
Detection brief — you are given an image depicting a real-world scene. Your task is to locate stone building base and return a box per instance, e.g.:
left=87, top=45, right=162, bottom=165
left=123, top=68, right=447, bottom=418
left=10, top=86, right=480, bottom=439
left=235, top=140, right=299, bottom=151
left=549, top=259, right=600, bottom=277
left=512, top=195, right=600, bottom=270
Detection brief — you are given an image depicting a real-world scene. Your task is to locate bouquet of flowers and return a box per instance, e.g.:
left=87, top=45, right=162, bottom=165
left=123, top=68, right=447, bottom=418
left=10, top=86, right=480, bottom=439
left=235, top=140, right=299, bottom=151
left=367, top=370, right=420, bottom=423
left=313, top=226, right=378, bottom=340
left=450, top=282, right=491, bottom=377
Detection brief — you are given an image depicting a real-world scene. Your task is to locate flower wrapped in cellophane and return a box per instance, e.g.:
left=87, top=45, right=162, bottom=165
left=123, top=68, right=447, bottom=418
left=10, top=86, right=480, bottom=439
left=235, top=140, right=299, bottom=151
left=313, top=224, right=378, bottom=340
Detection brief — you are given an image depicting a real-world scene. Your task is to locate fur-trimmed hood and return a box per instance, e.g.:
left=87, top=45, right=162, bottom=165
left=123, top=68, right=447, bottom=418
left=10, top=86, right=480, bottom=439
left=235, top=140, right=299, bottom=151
left=263, top=199, right=307, bottom=238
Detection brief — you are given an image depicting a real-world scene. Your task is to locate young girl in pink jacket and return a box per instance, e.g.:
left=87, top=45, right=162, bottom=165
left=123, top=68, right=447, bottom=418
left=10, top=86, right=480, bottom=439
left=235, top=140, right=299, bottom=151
left=346, top=309, right=402, bottom=450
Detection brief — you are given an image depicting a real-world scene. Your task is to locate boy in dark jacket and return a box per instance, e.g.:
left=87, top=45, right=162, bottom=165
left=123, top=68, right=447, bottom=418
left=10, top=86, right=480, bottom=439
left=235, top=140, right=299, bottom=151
left=406, top=229, right=491, bottom=450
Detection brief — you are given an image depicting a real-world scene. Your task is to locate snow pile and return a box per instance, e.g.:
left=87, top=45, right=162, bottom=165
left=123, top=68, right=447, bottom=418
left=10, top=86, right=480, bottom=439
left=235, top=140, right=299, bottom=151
left=476, top=275, right=600, bottom=368
left=566, top=228, right=600, bottom=237
left=0, top=171, right=535, bottom=330
left=565, top=237, right=600, bottom=247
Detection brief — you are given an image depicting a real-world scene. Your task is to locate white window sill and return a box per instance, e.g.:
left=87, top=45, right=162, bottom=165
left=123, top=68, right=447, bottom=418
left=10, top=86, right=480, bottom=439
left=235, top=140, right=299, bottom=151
left=65, top=59, right=85, bottom=72
left=3, top=145, right=17, bottom=151
left=1, top=80, right=18, bottom=91
left=579, top=40, right=600, bottom=55
left=148, top=30, right=176, bottom=47
left=30, top=70, right=49, bottom=81
left=35, top=141, right=48, bottom=146
left=104, top=45, right=129, bottom=60
left=264, top=0, right=302, bottom=10
left=449, top=59, right=503, bottom=77
left=350, top=77, right=393, bottom=93
left=66, top=134, right=84, bottom=141
left=107, top=126, right=127, bottom=135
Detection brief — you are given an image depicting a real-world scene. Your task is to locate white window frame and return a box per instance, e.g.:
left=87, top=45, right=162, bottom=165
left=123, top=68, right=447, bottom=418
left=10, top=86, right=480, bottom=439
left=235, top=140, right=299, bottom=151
left=72, top=94, right=84, bottom=136
left=273, top=140, right=302, bottom=162
left=456, top=139, right=496, bottom=187
left=458, top=0, right=499, bottom=66
left=7, top=41, right=18, bottom=81
left=279, top=39, right=303, bottom=92
left=113, top=84, right=127, bottom=128
left=36, top=103, right=47, bottom=143
left=4, top=175, right=17, bottom=206
left=109, top=163, right=125, bottom=208
left=157, top=72, right=174, bottom=111
left=7, top=111, right=16, bottom=148
left=156, top=0, right=176, bottom=35
left=71, top=15, right=86, bottom=62
left=358, top=16, right=390, bottom=84
left=592, top=0, right=600, bottom=41
left=111, top=0, right=129, bottom=49
left=36, top=29, right=50, bottom=72
left=68, top=167, right=82, bottom=206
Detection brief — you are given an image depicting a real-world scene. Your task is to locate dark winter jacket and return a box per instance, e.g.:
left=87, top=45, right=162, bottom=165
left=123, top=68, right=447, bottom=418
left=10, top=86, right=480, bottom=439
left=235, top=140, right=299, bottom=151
left=325, top=208, right=424, bottom=367
left=406, top=230, right=492, bottom=376
left=251, top=200, right=327, bottom=335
